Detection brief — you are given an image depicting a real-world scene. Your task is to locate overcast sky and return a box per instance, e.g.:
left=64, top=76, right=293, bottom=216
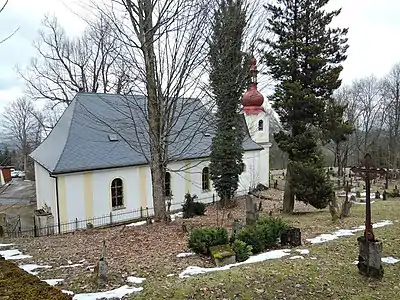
left=0, top=0, right=399, bottom=114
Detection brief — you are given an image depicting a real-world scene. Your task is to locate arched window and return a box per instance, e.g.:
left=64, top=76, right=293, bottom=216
left=202, top=167, right=210, bottom=191
left=165, top=172, right=172, bottom=197
left=258, top=120, right=264, bottom=131
left=111, top=178, right=123, bottom=208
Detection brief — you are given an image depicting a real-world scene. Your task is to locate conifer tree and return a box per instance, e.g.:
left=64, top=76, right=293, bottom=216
left=261, top=0, right=349, bottom=212
left=209, top=0, right=248, bottom=204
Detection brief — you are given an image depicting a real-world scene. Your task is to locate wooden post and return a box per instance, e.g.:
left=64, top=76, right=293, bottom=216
left=245, top=195, right=256, bottom=226
left=109, top=212, right=113, bottom=225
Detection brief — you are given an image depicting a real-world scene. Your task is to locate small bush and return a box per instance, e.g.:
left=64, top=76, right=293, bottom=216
left=182, top=193, right=206, bottom=218
left=237, top=217, right=288, bottom=254
left=232, top=240, right=252, bottom=262
left=188, top=227, right=229, bottom=255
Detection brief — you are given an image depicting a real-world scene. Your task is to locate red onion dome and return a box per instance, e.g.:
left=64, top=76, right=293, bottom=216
left=242, top=82, right=264, bottom=107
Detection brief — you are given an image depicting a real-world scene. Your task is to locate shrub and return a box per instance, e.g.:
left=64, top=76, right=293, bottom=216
left=237, top=217, right=288, bottom=254
left=188, top=227, right=229, bottom=255
left=182, top=193, right=206, bottom=218
left=232, top=240, right=252, bottom=262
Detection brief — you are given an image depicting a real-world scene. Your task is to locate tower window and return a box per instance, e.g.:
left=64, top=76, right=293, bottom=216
left=258, top=120, right=264, bottom=131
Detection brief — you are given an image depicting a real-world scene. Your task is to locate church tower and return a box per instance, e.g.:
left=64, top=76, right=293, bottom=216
left=242, top=57, right=271, bottom=186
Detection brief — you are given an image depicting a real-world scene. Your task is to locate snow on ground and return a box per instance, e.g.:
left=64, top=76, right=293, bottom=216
left=382, top=257, right=400, bottom=264
left=289, top=256, right=304, bottom=260
left=59, top=263, right=84, bottom=268
left=126, top=276, right=146, bottom=284
left=179, top=249, right=292, bottom=278
left=0, top=249, right=32, bottom=260
left=353, top=257, right=400, bottom=265
left=353, top=201, right=375, bottom=205
left=0, top=243, right=14, bottom=247
left=72, top=285, right=143, bottom=300
left=306, top=220, right=393, bottom=244
left=19, top=264, right=52, bottom=275
left=126, top=220, right=147, bottom=227
left=296, top=249, right=310, bottom=255
left=177, top=252, right=195, bottom=258
left=43, top=278, right=64, bottom=286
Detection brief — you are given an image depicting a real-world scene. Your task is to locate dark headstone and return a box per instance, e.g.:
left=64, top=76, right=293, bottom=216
left=273, top=180, right=278, bottom=189
left=393, top=185, right=400, bottom=197
left=382, top=190, right=387, bottom=201
left=280, top=227, right=302, bottom=246
left=375, top=191, right=381, bottom=199
left=245, top=196, right=258, bottom=226
left=356, top=191, right=361, bottom=198
left=357, top=237, right=384, bottom=279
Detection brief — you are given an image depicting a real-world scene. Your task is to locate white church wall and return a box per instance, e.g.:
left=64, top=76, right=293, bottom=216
left=44, top=149, right=264, bottom=231
left=34, top=162, right=57, bottom=218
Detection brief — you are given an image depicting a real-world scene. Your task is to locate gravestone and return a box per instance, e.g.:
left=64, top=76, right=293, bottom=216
left=231, top=219, right=244, bottom=240
left=273, top=180, right=278, bottom=189
left=93, top=240, right=108, bottom=285
left=356, top=191, right=361, bottom=198
left=280, top=227, right=301, bottom=246
left=393, top=185, right=400, bottom=197
left=375, top=191, right=381, bottom=199
left=209, top=244, right=236, bottom=267
left=351, top=153, right=387, bottom=279
left=382, top=190, right=387, bottom=201
left=245, top=195, right=258, bottom=225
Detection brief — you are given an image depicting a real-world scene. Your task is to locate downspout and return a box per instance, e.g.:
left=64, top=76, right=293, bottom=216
left=49, top=174, right=61, bottom=234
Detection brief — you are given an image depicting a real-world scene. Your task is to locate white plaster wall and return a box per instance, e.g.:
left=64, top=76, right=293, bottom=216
left=34, top=162, right=57, bottom=218
left=64, top=174, right=86, bottom=221
left=49, top=148, right=266, bottom=228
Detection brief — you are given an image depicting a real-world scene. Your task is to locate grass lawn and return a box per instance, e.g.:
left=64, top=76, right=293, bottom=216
left=131, top=200, right=400, bottom=300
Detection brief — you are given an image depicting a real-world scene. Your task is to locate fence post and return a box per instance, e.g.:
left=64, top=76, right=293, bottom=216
left=75, top=218, right=78, bottom=230
left=140, top=206, right=143, bottom=219
left=146, top=207, right=149, bottom=217
left=110, top=212, right=113, bottom=224
left=212, top=194, right=215, bottom=204
left=33, top=216, right=38, bottom=237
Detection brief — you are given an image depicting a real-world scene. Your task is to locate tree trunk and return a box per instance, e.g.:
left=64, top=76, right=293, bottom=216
left=141, top=0, right=166, bottom=222
left=282, top=162, right=294, bottom=213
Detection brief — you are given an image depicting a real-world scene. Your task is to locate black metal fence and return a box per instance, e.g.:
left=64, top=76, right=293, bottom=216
left=6, top=190, right=247, bottom=238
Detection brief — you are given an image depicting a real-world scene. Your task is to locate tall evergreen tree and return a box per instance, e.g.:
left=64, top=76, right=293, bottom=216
left=209, top=0, right=248, bottom=204
left=262, top=0, right=348, bottom=212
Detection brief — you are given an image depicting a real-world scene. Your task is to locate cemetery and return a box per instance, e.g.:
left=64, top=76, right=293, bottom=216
left=1, top=164, right=400, bottom=299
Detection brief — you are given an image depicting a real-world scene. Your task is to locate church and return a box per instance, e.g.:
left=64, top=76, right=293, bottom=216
left=30, top=58, right=271, bottom=233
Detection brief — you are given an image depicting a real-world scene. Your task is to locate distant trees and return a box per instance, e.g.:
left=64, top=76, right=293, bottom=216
left=262, top=0, right=348, bottom=212
left=208, top=0, right=249, bottom=204
left=1, top=98, right=43, bottom=176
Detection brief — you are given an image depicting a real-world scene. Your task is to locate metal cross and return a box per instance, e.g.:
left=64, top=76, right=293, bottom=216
left=351, top=153, right=387, bottom=241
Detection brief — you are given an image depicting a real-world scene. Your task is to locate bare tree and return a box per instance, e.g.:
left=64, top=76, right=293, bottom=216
left=381, top=63, right=400, bottom=169
left=1, top=98, right=44, bottom=175
left=79, top=0, right=215, bottom=222
left=0, top=0, right=19, bottom=45
left=18, top=14, right=128, bottom=105
left=351, top=76, right=385, bottom=157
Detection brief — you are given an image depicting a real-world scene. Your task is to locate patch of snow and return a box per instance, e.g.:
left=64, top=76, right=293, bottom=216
left=352, top=260, right=358, bottom=265
left=353, top=201, right=375, bottom=205
left=126, top=220, right=147, bottom=227
left=43, top=278, right=64, bottom=286
left=179, top=249, right=291, bottom=278
left=68, top=260, right=73, bottom=264
left=382, top=257, right=400, bottom=264
left=0, top=249, right=32, bottom=260
left=0, top=244, right=13, bottom=248
left=127, top=276, right=146, bottom=284
left=59, top=263, right=84, bottom=268
left=79, top=259, right=86, bottom=263
left=306, top=220, right=393, bottom=244
left=167, top=274, right=175, bottom=277
left=310, top=257, right=318, bottom=260
left=289, top=256, right=304, bottom=260
left=62, top=290, right=75, bottom=295
left=19, top=264, right=52, bottom=275
left=171, top=212, right=183, bottom=221
left=176, top=252, right=195, bottom=258
left=72, top=285, right=143, bottom=300
left=295, top=249, right=310, bottom=255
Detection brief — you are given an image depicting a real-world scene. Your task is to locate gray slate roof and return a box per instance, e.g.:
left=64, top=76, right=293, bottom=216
left=30, top=93, right=263, bottom=174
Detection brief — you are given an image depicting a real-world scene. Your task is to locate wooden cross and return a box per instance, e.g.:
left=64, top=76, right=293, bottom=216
left=351, top=153, right=387, bottom=241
